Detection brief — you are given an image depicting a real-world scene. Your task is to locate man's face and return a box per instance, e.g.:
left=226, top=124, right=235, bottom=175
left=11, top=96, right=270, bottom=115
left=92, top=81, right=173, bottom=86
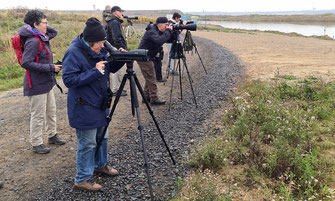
left=113, top=10, right=123, bottom=18
left=158, top=23, right=168, bottom=32
left=90, top=40, right=106, bottom=53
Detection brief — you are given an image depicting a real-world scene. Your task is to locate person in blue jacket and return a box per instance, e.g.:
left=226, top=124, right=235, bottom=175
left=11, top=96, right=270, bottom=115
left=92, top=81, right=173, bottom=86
left=62, top=17, right=124, bottom=191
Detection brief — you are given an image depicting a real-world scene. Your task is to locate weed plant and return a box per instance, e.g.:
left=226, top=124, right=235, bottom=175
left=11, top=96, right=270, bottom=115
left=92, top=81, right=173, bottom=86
left=187, top=77, right=335, bottom=200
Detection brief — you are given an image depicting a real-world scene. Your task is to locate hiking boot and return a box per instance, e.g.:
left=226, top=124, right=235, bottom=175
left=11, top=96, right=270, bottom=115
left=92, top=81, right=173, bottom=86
left=151, top=98, right=166, bottom=105
left=170, top=70, right=179, bottom=75
left=157, top=78, right=167, bottom=82
left=48, top=134, right=66, bottom=145
left=114, top=90, right=127, bottom=96
left=94, top=165, right=118, bottom=176
left=74, top=181, right=102, bottom=191
left=0, top=181, right=3, bottom=189
left=142, top=97, right=150, bottom=103
left=32, top=144, right=50, bottom=154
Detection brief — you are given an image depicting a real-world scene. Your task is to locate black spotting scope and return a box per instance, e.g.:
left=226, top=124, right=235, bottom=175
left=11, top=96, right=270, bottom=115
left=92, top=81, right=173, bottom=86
left=104, top=41, right=149, bottom=62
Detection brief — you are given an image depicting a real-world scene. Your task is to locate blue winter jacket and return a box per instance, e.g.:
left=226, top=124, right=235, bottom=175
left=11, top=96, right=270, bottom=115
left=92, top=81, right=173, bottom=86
left=62, top=34, right=123, bottom=129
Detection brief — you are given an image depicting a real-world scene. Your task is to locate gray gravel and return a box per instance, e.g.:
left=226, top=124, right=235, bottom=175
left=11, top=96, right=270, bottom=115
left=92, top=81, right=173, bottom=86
left=31, top=36, right=244, bottom=201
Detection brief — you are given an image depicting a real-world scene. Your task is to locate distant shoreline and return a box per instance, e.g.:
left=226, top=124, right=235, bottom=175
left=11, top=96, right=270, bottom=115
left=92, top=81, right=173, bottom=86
left=192, top=14, right=335, bottom=25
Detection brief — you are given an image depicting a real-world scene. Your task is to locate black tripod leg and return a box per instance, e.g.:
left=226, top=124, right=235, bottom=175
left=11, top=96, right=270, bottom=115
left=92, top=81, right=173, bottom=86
left=182, top=58, right=198, bottom=108
left=177, top=59, right=183, bottom=100
left=129, top=75, right=154, bottom=200
left=165, top=57, right=171, bottom=81
left=134, top=75, right=176, bottom=165
left=95, top=74, right=128, bottom=157
left=168, top=66, right=175, bottom=112
left=194, top=45, right=207, bottom=74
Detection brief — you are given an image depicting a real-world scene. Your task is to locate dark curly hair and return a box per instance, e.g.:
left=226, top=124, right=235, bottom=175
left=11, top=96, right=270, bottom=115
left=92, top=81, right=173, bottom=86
left=23, top=9, right=47, bottom=28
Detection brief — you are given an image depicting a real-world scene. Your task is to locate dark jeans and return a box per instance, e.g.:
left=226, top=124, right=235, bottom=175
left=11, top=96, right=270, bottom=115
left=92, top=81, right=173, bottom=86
left=153, top=57, right=163, bottom=80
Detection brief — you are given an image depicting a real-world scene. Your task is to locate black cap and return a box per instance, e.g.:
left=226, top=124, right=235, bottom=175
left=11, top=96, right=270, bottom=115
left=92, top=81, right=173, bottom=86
left=156, top=17, right=168, bottom=24
left=111, top=6, right=125, bottom=12
left=83, top=17, right=106, bottom=42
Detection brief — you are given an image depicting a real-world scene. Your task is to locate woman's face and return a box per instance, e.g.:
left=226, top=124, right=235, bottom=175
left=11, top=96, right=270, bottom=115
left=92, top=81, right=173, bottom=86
left=34, top=18, right=48, bottom=34
left=90, top=40, right=106, bottom=53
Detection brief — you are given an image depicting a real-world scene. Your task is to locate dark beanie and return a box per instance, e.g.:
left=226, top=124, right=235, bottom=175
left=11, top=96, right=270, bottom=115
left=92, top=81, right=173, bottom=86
left=156, top=17, right=168, bottom=24
left=83, top=17, right=107, bottom=42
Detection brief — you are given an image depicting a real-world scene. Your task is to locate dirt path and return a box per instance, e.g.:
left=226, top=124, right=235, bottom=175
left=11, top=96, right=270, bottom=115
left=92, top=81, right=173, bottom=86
left=193, top=31, right=335, bottom=81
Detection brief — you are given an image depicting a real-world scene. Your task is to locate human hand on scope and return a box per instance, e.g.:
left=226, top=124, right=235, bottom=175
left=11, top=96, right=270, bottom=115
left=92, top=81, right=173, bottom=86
left=167, top=24, right=173, bottom=31
left=119, top=48, right=127, bottom=52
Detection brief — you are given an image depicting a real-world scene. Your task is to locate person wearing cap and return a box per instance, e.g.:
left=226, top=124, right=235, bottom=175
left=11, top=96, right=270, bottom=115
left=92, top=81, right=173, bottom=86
left=137, top=17, right=173, bottom=105
left=62, top=17, right=125, bottom=191
left=104, top=5, right=128, bottom=97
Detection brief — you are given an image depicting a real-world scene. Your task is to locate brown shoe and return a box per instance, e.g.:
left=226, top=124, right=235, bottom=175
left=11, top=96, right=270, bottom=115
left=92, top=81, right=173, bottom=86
left=94, top=165, right=118, bottom=176
left=74, top=181, right=102, bottom=191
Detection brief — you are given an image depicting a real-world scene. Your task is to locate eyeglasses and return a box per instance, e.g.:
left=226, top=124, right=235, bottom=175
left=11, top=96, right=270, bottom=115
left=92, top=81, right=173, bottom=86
left=95, top=40, right=106, bottom=46
left=40, top=21, right=48, bottom=25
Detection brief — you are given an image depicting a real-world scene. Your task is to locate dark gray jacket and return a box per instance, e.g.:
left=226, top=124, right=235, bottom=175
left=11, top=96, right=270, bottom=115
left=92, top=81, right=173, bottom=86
left=18, top=25, right=57, bottom=96
left=138, top=23, right=172, bottom=58
left=105, top=14, right=127, bottom=50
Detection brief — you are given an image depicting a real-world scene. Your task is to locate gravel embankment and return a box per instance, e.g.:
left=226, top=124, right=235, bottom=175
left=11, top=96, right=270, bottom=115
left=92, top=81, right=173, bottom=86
left=32, top=36, right=244, bottom=201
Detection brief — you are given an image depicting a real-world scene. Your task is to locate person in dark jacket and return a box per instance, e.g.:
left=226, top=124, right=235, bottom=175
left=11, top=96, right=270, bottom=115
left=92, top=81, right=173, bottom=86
left=19, top=9, right=65, bottom=154
left=102, top=5, right=112, bottom=26
left=62, top=17, right=124, bottom=191
left=105, top=5, right=128, bottom=96
left=137, top=17, right=173, bottom=105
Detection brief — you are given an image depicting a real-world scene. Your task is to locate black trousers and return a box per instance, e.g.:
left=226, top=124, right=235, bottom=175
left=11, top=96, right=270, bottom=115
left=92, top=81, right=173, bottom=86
left=153, top=57, right=163, bottom=80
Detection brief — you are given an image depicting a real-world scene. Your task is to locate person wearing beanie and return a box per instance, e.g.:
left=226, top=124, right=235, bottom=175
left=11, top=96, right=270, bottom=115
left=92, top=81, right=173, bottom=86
left=104, top=5, right=128, bottom=97
left=137, top=16, right=173, bottom=105
left=62, top=17, right=125, bottom=191
left=18, top=9, right=66, bottom=154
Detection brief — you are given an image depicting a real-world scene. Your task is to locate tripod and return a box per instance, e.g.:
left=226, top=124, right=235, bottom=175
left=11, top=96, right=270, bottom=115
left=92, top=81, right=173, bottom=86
left=168, top=39, right=198, bottom=112
left=125, top=19, right=141, bottom=43
left=183, top=30, right=207, bottom=75
left=96, top=61, right=175, bottom=201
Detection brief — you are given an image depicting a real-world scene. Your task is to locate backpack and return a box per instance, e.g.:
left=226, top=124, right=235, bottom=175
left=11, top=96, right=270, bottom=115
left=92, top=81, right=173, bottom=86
left=11, top=34, right=49, bottom=88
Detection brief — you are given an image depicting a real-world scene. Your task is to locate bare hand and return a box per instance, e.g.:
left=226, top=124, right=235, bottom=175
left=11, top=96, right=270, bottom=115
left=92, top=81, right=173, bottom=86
left=96, top=61, right=108, bottom=71
left=119, top=48, right=127, bottom=52
left=167, top=24, right=173, bottom=30
left=54, top=64, right=62, bottom=72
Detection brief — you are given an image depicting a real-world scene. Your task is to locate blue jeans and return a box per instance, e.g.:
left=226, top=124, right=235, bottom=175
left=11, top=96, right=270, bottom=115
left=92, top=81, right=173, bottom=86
left=75, top=126, right=108, bottom=183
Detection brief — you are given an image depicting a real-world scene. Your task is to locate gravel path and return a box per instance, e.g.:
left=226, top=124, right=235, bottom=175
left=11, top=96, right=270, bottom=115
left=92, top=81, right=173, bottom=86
left=31, top=36, right=244, bottom=201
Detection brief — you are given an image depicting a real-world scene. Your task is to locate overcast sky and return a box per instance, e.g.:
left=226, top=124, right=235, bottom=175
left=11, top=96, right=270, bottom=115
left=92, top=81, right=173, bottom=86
left=1, top=0, right=335, bottom=12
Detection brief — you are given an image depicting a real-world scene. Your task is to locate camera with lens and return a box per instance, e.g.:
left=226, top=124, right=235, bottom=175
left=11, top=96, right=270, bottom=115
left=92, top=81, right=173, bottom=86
left=172, top=23, right=197, bottom=31
left=54, top=60, right=62, bottom=75
left=101, top=88, right=113, bottom=110
left=123, top=15, right=139, bottom=20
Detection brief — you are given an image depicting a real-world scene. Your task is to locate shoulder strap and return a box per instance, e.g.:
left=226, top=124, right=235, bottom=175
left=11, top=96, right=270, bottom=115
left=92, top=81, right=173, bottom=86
left=32, top=36, right=50, bottom=63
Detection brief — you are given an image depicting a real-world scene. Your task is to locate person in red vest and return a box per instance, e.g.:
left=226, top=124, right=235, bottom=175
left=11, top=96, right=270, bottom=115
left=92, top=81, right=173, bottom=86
left=18, top=9, right=65, bottom=154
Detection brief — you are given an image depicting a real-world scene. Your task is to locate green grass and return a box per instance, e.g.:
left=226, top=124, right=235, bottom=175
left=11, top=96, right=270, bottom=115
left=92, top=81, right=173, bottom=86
left=180, top=76, right=335, bottom=200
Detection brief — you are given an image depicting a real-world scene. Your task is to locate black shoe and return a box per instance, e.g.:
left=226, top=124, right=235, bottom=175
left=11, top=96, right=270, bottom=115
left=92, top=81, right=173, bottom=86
left=0, top=181, right=3, bottom=189
left=115, top=90, right=127, bottom=96
left=32, top=144, right=50, bottom=154
left=151, top=98, right=166, bottom=105
left=157, top=78, right=167, bottom=83
left=48, top=134, right=66, bottom=145
left=142, top=97, right=150, bottom=103
left=170, top=70, right=179, bottom=75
